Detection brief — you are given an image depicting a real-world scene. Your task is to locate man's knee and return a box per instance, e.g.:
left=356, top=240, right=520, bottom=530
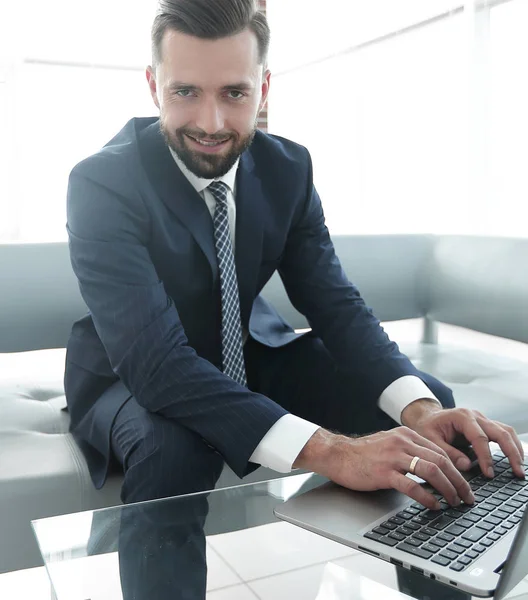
left=116, top=418, right=220, bottom=600
left=120, top=413, right=224, bottom=503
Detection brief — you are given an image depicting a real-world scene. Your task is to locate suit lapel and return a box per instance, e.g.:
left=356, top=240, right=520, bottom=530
left=138, top=121, right=218, bottom=280
left=235, top=149, right=265, bottom=328
left=138, top=120, right=265, bottom=325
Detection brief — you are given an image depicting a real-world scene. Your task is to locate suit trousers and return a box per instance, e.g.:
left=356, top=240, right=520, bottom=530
left=110, top=333, right=455, bottom=600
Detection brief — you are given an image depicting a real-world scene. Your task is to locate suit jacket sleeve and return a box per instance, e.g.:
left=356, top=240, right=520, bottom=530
left=278, top=150, right=423, bottom=402
left=66, top=165, right=287, bottom=478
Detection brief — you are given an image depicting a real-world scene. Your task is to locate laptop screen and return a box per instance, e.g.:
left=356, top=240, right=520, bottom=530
left=495, top=505, right=528, bottom=600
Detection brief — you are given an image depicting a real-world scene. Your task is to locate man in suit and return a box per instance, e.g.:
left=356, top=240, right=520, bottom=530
left=65, top=0, right=525, bottom=597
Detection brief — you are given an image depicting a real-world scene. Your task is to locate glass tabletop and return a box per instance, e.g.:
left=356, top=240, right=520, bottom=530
left=32, top=471, right=528, bottom=600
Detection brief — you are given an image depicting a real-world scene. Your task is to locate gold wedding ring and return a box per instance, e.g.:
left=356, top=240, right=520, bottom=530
left=409, top=456, right=420, bottom=475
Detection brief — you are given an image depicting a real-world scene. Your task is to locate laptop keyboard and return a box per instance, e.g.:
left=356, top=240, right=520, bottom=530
left=363, top=452, right=528, bottom=572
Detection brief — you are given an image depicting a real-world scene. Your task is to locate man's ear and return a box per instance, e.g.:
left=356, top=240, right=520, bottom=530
left=146, top=66, right=160, bottom=109
left=259, top=68, right=271, bottom=112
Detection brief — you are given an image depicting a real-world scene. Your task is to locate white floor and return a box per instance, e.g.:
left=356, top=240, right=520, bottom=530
left=2, top=520, right=528, bottom=600
left=0, top=521, right=372, bottom=600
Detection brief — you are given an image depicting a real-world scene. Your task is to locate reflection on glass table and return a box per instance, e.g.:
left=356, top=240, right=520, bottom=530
left=32, top=471, right=528, bottom=600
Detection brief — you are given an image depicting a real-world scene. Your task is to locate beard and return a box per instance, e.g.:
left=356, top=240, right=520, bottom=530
left=160, top=119, right=257, bottom=179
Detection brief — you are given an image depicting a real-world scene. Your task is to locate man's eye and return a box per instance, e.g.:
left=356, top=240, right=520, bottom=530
left=176, top=89, right=194, bottom=97
left=228, top=91, right=244, bottom=99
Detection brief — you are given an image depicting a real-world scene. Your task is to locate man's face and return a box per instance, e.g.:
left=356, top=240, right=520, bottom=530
left=147, top=28, right=270, bottom=179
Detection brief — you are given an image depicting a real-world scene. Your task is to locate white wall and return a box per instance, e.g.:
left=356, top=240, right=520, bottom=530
left=268, top=0, right=528, bottom=237
left=0, top=0, right=526, bottom=241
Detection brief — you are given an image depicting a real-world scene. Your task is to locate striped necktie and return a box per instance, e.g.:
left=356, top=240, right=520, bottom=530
left=208, top=181, right=247, bottom=387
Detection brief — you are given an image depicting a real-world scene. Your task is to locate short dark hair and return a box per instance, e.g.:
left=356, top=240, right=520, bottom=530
left=152, top=0, right=270, bottom=68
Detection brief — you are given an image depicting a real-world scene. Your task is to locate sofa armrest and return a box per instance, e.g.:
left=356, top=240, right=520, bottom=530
left=427, top=235, right=528, bottom=344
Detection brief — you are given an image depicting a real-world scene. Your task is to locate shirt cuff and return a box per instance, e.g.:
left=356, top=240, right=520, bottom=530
left=249, top=414, right=320, bottom=473
left=378, top=375, right=442, bottom=425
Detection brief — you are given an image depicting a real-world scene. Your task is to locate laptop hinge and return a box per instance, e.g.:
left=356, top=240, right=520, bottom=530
left=494, top=560, right=507, bottom=575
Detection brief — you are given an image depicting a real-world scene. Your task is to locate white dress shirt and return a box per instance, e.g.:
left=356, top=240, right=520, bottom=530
left=170, top=149, right=442, bottom=473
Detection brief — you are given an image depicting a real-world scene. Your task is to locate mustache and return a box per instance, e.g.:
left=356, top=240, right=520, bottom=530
left=179, top=129, right=235, bottom=142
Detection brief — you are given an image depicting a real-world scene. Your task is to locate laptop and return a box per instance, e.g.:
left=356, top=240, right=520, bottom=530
left=274, top=447, right=528, bottom=598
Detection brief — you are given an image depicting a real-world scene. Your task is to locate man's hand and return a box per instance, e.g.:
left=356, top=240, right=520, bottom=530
left=401, top=400, right=526, bottom=480
left=293, top=427, right=475, bottom=510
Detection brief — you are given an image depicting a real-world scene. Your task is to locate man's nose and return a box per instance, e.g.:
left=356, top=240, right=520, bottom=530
left=195, top=98, right=225, bottom=135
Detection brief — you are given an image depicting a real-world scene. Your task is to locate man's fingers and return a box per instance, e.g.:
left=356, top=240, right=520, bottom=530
left=489, top=420, right=525, bottom=467
left=427, top=437, right=473, bottom=471
left=407, top=428, right=473, bottom=472
left=405, top=429, right=451, bottom=461
left=476, top=418, right=525, bottom=479
left=506, top=424, right=525, bottom=459
left=515, top=438, right=526, bottom=462
left=451, top=415, right=495, bottom=478
left=390, top=472, right=441, bottom=510
left=400, top=450, right=474, bottom=506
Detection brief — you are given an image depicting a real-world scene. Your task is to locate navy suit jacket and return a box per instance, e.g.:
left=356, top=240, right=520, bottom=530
left=65, top=117, right=421, bottom=488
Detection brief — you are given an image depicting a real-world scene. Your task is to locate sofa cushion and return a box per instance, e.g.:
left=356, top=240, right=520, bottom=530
left=0, top=349, right=123, bottom=572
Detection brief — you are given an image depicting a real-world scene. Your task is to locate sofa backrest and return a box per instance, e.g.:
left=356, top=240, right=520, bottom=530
left=426, top=235, right=528, bottom=344
left=1, top=234, right=526, bottom=352
left=260, top=234, right=433, bottom=329
left=0, top=235, right=432, bottom=353
left=0, top=243, right=87, bottom=352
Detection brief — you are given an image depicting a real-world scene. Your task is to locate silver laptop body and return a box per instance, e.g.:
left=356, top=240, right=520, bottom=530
left=275, top=458, right=528, bottom=598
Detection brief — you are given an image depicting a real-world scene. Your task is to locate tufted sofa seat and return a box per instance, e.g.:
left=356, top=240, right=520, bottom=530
left=1, top=234, right=527, bottom=573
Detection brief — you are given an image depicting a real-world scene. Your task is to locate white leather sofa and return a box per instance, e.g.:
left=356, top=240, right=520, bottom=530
left=1, top=234, right=527, bottom=573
